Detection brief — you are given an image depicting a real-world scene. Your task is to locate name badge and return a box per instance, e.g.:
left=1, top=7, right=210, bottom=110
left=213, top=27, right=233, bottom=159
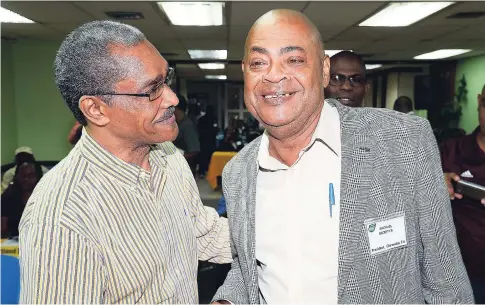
left=365, top=212, right=407, bottom=255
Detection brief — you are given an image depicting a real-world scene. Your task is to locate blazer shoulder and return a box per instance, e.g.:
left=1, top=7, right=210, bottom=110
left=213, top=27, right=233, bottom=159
left=222, top=136, right=261, bottom=181
left=346, top=107, right=431, bottom=136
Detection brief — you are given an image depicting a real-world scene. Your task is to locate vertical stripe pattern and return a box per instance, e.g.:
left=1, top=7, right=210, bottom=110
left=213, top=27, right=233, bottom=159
left=19, top=132, right=231, bottom=304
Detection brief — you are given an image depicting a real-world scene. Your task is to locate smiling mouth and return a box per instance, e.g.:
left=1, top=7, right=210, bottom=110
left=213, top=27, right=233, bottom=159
left=337, top=97, right=353, bottom=102
left=263, top=92, right=296, bottom=99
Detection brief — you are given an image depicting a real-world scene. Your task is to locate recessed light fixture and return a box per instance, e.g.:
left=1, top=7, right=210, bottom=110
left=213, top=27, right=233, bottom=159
left=359, top=2, right=454, bottom=27
left=414, top=49, right=471, bottom=59
left=205, top=75, right=227, bottom=80
left=188, top=50, right=227, bottom=60
left=365, top=64, right=382, bottom=70
left=0, top=7, right=35, bottom=23
left=325, top=50, right=352, bottom=57
left=198, top=63, right=225, bottom=70
left=158, top=2, right=224, bottom=26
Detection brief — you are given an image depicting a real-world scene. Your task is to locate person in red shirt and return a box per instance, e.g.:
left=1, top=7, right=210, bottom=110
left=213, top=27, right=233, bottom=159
left=440, top=83, right=485, bottom=303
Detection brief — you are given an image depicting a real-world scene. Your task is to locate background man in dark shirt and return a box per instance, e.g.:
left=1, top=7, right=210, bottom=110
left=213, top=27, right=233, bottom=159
left=324, top=50, right=367, bottom=108
left=440, top=83, right=485, bottom=303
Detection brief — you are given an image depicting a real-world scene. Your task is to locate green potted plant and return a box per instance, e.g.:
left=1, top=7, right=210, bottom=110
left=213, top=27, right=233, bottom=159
left=440, top=75, right=467, bottom=128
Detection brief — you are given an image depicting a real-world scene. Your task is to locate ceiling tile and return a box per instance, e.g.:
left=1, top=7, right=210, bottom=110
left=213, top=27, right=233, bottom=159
left=230, top=1, right=308, bottom=26
left=418, top=2, right=485, bottom=26
left=181, top=39, right=227, bottom=50
left=303, top=2, right=385, bottom=26
left=2, top=1, right=93, bottom=23
left=73, top=1, right=168, bottom=25
left=173, top=26, right=228, bottom=40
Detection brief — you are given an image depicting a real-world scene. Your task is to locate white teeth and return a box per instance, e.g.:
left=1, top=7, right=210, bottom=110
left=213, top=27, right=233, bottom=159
left=264, top=93, right=292, bottom=98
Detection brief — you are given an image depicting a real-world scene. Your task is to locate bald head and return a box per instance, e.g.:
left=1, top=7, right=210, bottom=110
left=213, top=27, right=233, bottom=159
left=244, top=9, right=323, bottom=59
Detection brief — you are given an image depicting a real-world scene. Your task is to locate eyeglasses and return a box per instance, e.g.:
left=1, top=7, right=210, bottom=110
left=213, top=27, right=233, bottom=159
left=88, top=66, right=175, bottom=101
left=329, top=74, right=366, bottom=87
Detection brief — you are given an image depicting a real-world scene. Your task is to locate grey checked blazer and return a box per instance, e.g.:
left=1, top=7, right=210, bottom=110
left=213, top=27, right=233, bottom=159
left=213, top=99, right=474, bottom=304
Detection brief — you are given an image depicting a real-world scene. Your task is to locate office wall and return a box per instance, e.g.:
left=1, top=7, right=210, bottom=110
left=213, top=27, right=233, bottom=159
left=1, top=40, right=18, bottom=164
left=385, top=72, right=423, bottom=110
left=1, top=39, right=75, bottom=164
left=385, top=73, right=399, bottom=109
left=456, top=55, right=485, bottom=134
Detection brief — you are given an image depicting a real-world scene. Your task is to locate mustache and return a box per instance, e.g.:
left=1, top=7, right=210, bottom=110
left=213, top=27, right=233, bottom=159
left=159, top=106, right=175, bottom=121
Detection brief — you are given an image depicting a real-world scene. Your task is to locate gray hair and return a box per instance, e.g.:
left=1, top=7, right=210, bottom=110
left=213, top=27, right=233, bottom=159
left=54, top=20, right=146, bottom=125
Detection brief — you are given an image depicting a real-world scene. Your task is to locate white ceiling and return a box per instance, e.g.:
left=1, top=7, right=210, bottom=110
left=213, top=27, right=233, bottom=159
left=2, top=1, right=484, bottom=80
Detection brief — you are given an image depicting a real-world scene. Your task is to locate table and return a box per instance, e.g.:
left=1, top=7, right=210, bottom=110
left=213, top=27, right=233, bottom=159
left=1, top=239, right=19, bottom=257
left=206, top=151, right=237, bottom=189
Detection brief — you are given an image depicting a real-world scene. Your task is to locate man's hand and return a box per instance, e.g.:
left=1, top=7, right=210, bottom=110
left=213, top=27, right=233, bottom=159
left=444, top=172, right=463, bottom=200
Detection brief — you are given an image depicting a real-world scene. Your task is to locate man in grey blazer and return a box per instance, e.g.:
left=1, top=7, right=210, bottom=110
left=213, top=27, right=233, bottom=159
left=213, top=9, right=474, bottom=304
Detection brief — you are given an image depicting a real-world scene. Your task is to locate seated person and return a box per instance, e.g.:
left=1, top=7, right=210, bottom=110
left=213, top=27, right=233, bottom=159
left=1, top=147, right=48, bottom=194
left=1, top=161, right=44, bottom=238
left=440, top=83, right=485, bottom=303
left=218, top=127, right=243, bottom=152
left=173, top=94, right=200, bottom=174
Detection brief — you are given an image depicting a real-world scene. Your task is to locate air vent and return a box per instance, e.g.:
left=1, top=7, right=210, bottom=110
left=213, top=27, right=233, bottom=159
left=447, top=12, right=485, bottom=19
left=105, top=11, right=144, bottom=20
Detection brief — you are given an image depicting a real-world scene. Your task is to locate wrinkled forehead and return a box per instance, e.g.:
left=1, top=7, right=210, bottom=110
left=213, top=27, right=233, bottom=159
left=246, top=21, right=318, bottom=53
left=109, top=41, right=168, bottom=87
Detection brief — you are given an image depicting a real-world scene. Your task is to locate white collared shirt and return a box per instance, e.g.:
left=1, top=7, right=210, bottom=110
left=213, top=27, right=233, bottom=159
left=255, top=101, right=342, bottom=304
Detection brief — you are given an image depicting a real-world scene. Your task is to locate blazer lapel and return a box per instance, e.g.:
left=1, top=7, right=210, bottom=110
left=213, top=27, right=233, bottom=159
left=335, top=104, right=374, bottom=301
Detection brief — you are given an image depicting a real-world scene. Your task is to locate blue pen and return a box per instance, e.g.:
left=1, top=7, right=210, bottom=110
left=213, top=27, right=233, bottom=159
left=329, top=183, right=335, bottom=218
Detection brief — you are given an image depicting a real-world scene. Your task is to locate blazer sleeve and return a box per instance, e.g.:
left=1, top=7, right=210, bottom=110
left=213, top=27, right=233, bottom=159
left=414, top=119, right=474, bottom=304
left=212, top=162, right=250, bottom=304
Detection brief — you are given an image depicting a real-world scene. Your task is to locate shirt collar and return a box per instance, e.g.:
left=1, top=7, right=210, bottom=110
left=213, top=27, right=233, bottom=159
left=79, top=128, right=168, bottom=187
left=258, top=101, right=341, bottom=171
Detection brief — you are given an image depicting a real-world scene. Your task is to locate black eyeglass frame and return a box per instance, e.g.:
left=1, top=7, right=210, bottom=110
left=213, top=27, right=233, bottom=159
left=328, top=73, right=366, bottom=88
left=85, top=66, right=175, bottom=101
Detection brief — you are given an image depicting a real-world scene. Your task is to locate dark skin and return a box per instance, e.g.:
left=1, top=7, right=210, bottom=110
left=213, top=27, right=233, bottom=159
left=242, top=9, right=330, bottom=167
left=444, top=84, right=485, bottom=205
left=1, top=163, right=39, bottom=236
left=324, top=56, right=367, bottom=108
left=78, top=40, right=179, bottom=172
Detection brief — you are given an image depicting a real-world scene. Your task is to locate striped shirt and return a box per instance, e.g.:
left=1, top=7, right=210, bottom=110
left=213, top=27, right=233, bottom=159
left=19, top=131, right=231, bottom=304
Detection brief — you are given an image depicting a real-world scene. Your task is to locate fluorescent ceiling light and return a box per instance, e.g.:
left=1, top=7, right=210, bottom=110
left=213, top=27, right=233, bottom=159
left=326, top=50, right=353, bottom=57
left=158, top=2, right=224, bottom=26
left=198, top=63, right=225, bottom=70
left=414, top=49, right=471, bottom=60
left=359, top=2, right=454, bottom=27
left=0, top=7, right=34, bottom=23
left=188, top=50, right=227, bottom=59
left=205, top=75, right=227, bottom=80
left=365, top=64, right=382, bottom=70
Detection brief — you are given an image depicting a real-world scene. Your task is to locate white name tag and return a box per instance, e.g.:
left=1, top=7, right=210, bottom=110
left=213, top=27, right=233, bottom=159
left=365, top=213, right=407, bottom=255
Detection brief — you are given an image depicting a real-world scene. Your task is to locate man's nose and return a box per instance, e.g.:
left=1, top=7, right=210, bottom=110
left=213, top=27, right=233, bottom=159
left=340, top=79, right=353, bottom=91
left=263, top=63, right=289, bottom=84
left=162, top=86, right=179, bottom=108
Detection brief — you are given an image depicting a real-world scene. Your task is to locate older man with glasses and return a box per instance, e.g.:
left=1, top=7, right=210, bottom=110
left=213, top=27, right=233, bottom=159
left=19, top=20, right=231, bottom=304
left=324, top=50, right=367, bottom=108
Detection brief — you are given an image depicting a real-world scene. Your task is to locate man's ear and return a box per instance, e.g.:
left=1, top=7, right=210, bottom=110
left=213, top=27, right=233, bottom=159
left=241, top=60, right=245, bottom=74
left=78, top=96, right=110, bottom=127
left=322, top=55, right=330, bottom=87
